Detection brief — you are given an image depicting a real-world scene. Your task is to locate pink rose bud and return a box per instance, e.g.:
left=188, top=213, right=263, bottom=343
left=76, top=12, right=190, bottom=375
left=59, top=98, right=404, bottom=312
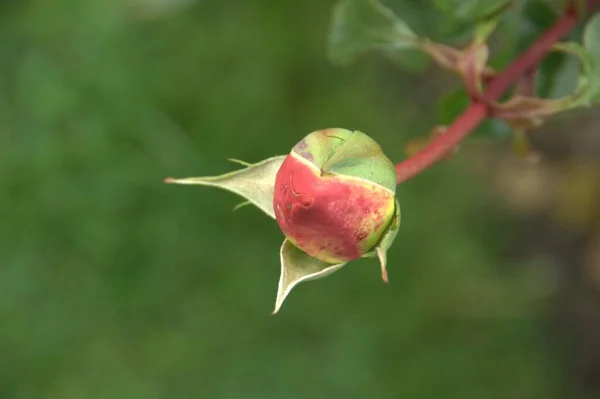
left=273, top=128, right=397, bottom=264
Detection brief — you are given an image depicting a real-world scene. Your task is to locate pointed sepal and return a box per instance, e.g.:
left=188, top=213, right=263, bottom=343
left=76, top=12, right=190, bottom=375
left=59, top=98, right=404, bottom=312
left=273, top=239, right=346, bottom=314
left=164, top=156, right=285, bottom=219
left=363, top=198, right=400, bottom=283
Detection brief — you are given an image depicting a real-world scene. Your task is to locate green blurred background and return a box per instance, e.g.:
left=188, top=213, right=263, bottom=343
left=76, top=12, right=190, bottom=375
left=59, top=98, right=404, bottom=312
left=2, top=0, right=600, bottom=398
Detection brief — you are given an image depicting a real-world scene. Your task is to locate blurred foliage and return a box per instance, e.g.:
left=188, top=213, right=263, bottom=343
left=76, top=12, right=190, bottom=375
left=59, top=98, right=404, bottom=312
left=0, top=0, right=587, bottom=398
left=328, top=0, right=600, bottom=144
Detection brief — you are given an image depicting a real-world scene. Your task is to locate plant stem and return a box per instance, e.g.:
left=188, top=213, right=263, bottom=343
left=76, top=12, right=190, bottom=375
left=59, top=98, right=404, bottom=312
left=394, top=5, right=584, bottom=185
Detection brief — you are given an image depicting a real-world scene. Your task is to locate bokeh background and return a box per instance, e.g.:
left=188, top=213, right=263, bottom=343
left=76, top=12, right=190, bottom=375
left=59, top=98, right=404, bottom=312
left=2, top=0, right=600, bottom=398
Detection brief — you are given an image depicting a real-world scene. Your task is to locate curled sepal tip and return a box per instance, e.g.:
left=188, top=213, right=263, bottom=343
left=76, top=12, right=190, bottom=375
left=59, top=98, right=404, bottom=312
left=377, top=198, right=401, bottom=283
left=365, top=198, right=400, bottom=284
left=274, top=239, right=346, bottom=314
left=164, top=156, right=285, bottom=219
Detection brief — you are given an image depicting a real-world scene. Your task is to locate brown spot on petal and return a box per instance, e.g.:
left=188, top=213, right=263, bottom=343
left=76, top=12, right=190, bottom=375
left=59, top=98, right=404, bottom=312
left=298, top=151, right=314, bottom=162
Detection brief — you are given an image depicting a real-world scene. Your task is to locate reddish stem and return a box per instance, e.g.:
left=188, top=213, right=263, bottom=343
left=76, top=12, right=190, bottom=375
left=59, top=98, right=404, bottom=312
left=394, top=5, right=584, bottom=184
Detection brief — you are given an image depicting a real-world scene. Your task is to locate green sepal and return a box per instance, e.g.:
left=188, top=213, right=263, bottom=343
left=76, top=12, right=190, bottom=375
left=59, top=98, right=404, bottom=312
left=273, top=239, right=346, bottom=314
left=164, top=156, right=285, bottom=219
left=362, top=198, right=400, bottom=283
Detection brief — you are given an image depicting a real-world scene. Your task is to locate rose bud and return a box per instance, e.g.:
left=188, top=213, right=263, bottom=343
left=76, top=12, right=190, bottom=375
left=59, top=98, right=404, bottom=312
left=273, top=128, right=397, bottom=264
